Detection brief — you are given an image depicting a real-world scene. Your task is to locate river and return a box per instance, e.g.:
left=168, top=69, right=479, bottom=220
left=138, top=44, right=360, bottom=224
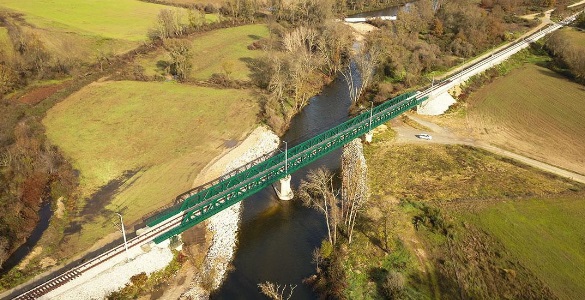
left=213, top=70, right=353, bottom=299
left=212, top=5, right=414, bottom=298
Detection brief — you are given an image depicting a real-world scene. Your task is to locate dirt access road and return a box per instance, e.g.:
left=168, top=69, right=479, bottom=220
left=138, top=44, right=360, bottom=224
left=392, top=114, right=585, bottom=184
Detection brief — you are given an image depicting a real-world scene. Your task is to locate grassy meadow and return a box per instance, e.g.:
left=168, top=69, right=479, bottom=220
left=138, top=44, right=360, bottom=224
left=0, top=27, right=14, bottom=57
left=43, top=80, right=260, bottom=252
left=0, top=0, right=173, bottom=41
left=364, top=144, right=578, bottom=203
left=467, top=196, right=585, bottom=300
left=139, top=24, right=270, bottom=81
left=348, top=131, right=584, bottom=299
left=1, top=0, right=220, bottom=70
left=466, top=63, right=585, bottom=174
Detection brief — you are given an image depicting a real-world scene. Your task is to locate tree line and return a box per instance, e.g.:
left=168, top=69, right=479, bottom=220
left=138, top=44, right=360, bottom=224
left=357, top=0, right=549, bottom=107
left=297, top=139, right=369, bottom=298
left=545, top=26, right=585, bottom=83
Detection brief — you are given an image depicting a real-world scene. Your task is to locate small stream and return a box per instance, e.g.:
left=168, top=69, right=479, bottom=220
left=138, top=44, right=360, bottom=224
left=0, top=201, right=53, bottom=275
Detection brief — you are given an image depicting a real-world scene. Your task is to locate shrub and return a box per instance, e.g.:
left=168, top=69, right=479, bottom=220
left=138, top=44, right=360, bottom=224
left=382, top=271, right=406, bottom=299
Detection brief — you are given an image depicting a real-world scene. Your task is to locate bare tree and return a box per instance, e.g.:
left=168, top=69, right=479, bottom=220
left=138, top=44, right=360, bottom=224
left=282, top=26, right=317, bottom=54
left=0, top=236, right=8, bottom=268
left=298, top=168, right=339, bottom=245
left=151, top=9, right=185, bottom=40
left=317, top=22, right=353, bottom=76
left=342, top=43, right=382, bottom=103
left=258, top=281, right=296, bottom=300
left=311, top=248, right=322, bottom=273
left=0, top=151, right=10, bottom=167
left=0, top=64, right=19, bottom=95
left=188, top=8, right=207, bottom=30
left=341, top=139, right=368, bottom=244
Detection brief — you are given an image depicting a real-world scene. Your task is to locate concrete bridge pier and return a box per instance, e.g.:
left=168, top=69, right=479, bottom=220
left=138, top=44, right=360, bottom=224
left=364, top=131, right=373, bottom=143
left=274, top=174, right=293, bottom=200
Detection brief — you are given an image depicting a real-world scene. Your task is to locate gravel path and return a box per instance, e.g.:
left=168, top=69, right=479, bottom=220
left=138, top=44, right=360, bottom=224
left=43, top=240, right=173, bottom=299
left=395, top=115, right=585, bottom=184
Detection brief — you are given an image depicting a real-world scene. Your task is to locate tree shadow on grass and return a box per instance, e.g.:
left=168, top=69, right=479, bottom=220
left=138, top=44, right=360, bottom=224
left=64, top=168, right=143, bottom=236
left=241, top=57, right=270, bottom=88
left=355, top=213, right=388, bottom=253
left=535, top=66, right=574, bottom=80
left=156, top=60, right=170, bottom=74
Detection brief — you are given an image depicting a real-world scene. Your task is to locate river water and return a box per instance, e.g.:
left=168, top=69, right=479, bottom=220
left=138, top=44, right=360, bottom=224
left=213, top=73, right=353, bottom=299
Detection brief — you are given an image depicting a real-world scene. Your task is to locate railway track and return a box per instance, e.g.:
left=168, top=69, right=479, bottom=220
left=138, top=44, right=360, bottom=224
left=13, top=211, right=185, bottom=299
left=417, top=19, right=567, bottom=101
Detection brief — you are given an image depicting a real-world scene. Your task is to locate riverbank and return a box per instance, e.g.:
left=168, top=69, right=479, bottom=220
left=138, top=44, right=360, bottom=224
left=157, top=126, right=280, bottom=299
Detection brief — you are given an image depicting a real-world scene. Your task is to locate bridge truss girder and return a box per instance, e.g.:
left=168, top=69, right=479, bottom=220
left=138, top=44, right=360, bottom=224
left=150, top=92, right=427, bottom=244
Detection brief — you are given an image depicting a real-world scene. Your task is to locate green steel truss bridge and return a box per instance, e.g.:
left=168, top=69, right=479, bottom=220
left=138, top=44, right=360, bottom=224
left=148, top=91, right=427, bottom=243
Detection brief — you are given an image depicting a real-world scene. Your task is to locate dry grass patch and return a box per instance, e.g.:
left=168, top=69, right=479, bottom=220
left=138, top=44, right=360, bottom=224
left=557, top=27, right=585, bottom=47
left=463, top=64, right=585, bottom=175
left=151, top=0, right=226, bottom=6
left=365, top=143, right=578, bottom=203
left=361, top=134, right=584, bottom=299
left=0, top=27, right=15, bottom=57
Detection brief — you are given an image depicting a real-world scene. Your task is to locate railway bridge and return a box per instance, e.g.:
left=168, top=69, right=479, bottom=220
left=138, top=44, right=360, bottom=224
left=12, top=90, right=427, bottom=299
left=147, top=91, right=427, bottom=243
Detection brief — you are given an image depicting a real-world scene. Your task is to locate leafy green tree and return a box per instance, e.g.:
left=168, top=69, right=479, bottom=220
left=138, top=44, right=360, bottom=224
left=163, top=39, right=192, bottom=80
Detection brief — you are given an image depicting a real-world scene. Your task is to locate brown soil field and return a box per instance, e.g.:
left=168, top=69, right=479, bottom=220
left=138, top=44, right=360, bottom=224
left=441, top=64, right=585, bottom=175
left=15, top=81, right=71, bottom=105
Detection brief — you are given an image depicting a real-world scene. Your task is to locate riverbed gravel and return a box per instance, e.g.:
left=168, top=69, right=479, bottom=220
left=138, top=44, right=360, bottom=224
left=180, top=127, right=280, bottom=299
left=43, top=240, right=173, bottom=299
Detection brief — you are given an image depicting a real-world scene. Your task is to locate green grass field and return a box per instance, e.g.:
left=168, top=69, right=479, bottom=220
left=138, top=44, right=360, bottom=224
left=139, top=24, right=269, bottom=80
left=468, top=196, right=585, bottom=300
left=43, top=80, right=259, bottom=251
left=0, top=0, right=175, bottom=41
left=361, top=137, right=584, bottom=299
left=0, top=0, right=219, bottom=63
left=467, top=63, right=585, bottom=174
